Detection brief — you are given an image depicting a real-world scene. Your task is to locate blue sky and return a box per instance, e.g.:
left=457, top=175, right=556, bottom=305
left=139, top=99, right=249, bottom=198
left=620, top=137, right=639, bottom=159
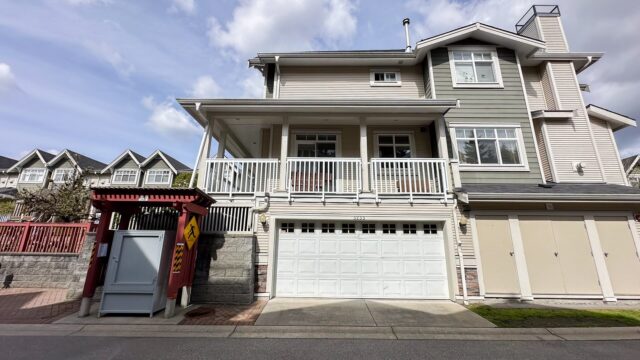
left=1, top=0, right=639, bottom=166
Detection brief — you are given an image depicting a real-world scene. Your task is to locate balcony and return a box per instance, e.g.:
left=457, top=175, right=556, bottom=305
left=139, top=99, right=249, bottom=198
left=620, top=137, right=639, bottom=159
left=204, top=157, right=449, bottom=201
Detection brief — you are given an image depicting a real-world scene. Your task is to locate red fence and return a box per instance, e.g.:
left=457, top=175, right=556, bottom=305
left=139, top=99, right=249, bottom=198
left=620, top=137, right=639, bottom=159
left=0, top=223, right=90, bottom=254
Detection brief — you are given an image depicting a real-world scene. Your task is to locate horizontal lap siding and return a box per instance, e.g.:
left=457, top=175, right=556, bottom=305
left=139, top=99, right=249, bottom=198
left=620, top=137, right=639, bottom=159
left=278, top=66, right=425, bottom=99
left=522, top=67, right=546, bottom=111
left=547, top=62, right=603, bottom=182
left=540, top=65, right=557, bottom=110
left=431, top=47, right=543, bottom=184
left=590, top=118, right=626, bottom=185
left=534, top=121, right=553, bottom=182
left=538, top=16, right=568, bottom=52
left=519, top=21, right=540, bottom=40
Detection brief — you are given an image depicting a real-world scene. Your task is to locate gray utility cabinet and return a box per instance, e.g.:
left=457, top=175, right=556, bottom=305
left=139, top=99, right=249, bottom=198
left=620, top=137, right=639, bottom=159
left=99, top=230, right=175, bottom=317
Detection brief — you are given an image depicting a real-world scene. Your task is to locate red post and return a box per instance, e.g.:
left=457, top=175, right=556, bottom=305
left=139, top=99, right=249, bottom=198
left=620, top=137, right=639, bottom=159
left=81, top=208, right=113, bottom=299
left=167, top=206, right=188, bottom=300
left=17, top=222, right=31, bottom=252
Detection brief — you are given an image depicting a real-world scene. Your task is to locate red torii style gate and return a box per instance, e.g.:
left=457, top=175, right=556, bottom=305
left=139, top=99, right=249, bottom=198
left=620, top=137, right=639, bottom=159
left=79, top=187, right=215, bottom=318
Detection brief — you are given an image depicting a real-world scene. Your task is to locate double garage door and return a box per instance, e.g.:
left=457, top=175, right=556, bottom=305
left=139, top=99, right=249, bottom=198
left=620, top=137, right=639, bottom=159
left=275, top=222, right=449, bottom=299
left=477, top=215, right=640, bottom=297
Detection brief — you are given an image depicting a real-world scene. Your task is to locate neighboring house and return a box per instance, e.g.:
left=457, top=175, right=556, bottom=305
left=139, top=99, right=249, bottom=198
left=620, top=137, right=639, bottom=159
left=101, top=149, right=191, bottom=188
left=179, top=5, right=640, bottom=303
left=623, top=155, right=640, bottom=188
left=6, top=149, right=56, bottom=191
left=47, top=149, right=108, bottom=187
left=0, top=155, right=18, bottom=189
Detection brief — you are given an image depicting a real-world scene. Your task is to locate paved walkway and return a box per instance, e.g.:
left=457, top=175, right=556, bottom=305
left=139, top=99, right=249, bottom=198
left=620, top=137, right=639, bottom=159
left=0, top=288, right=79, bottom=324
left=255, top=298, right=495, bottom=327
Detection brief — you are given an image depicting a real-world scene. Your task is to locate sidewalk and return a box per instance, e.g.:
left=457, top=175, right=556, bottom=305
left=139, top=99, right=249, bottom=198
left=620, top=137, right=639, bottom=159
left=0, top=288, right=79, bottom=324
left=0, top=323, right=639, bottom=341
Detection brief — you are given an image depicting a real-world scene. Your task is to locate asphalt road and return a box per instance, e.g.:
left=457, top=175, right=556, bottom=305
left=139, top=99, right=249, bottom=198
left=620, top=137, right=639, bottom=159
left=1, top=336, right=639, bottom=360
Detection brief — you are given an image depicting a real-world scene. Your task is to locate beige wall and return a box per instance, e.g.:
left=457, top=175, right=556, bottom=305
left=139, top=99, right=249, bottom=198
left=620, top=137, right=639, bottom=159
left=278, top=65, right=426, bottom=99
left=589, top=117, right=626, bottom=185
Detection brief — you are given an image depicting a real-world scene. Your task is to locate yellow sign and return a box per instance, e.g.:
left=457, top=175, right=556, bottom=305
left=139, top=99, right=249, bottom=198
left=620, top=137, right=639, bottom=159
left=172, top=244, right=184, bottom=272
left=183, top=216, right=200, bottom=250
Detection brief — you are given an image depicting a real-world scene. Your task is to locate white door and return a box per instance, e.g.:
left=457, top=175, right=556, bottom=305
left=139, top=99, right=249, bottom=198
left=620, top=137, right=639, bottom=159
left=275, top=222, right=449, bottom=299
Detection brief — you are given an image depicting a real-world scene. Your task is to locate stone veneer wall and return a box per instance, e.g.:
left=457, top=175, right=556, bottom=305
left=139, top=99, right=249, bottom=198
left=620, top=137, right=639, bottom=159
left=191, top=234, right=255, bottom=304
left=0, top=233, right=95, bottom=299
left=456, top=267, right=480, bottom=297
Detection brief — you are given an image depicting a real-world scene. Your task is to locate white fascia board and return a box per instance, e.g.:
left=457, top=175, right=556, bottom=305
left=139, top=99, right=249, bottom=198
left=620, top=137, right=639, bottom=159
left=101, top=150, right=141, bottom=174
left=531, top=110, right=574, bottom=120
left=587, top=105, right=636, bottom=130
left=140, top=150, right=178, bottom=174
left=7, top=149, right=46, bottom=173
left=48, top=150, right=80, bottom=170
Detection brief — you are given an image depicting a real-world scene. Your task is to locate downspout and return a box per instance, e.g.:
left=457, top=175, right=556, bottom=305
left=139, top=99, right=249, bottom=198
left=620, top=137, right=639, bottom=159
left=189, top=104, right=209, bottom=188
left=274, top=56, right=281, bottom=99
left=452, top=199, right=469, bottom=305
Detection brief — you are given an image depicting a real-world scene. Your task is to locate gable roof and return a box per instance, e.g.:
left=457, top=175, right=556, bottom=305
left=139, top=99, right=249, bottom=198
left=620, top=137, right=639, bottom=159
left=101, top=149, right=145, bottom=174
left=139, top=150, right=192, bottom=174
left=622, top=155, right=640, bottom=175
left=7, top=149, right=56, bottom=173
left=47, top=149, right=107, bottom=173
left=586, top=104, right=636, bottom=131
left=0, top=156, right=17, bottom=172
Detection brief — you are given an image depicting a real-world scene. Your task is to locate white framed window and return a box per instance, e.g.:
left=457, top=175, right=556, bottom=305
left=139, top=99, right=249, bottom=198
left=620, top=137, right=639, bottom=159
left=52, top=168, right=75, bottom=183
left=374, top=133, right=414, bottom=158
left=451, top=124, right=528, bottom=171
left=145, top=169, right=172, bottom=184
left=370, top=69, right=401, bottom=86
left=112, top=169, right=139, bottom=184
left=19, top=168, right=46, bottom=183
left=448, top=47, right=502, bottom=88
left=292, top=132, right=340, bottom=157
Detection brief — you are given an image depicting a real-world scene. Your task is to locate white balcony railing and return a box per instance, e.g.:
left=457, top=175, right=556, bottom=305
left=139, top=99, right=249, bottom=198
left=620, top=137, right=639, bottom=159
left=370, top=158, right=448, bottom=201
left=204, top=159, right=279, bottom=196
left=286, top=158, right=362, bottom=200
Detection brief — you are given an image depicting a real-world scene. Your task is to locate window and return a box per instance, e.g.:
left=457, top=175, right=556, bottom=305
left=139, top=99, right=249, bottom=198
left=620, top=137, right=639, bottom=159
left=341, top=223, right=355, bottom=234
left=19, top=168, right=46, bottom=183
left=454, top=127, right=524, bottom=167
left=301, top=223, right=315, bottom=233
left=52, top=168, right=75, bottom=183
left=382, top=223, right=396, bottom=234
left=362, top=223, right=376, bottom=234
left=294, top=134, right=337, bottom=157
left=449, top=49, right=501, bottom=87
left=280, top=222, right=294, bottom=233
left=321, top=223, right=335, bottom=233
left=112, top=169, right=138, bottom=184
left=376, top=134, right=413, bottom=158
left=424, top=224, right=437, bottom=234
left=403, top=224, right=417, bottom=234
left=146, top=169, right=171, bottom=184
left=370, top=70, right=401, bottom=86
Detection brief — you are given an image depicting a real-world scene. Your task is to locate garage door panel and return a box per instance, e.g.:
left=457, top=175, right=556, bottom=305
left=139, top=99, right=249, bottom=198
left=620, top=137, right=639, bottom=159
left=276, top=222, right=449, bottom=299
left=476, top=216, right=520, bottom=294
left=595, top=217, right=640, bottom=296
left=552, top=217, right=600, bottom=295
left=519, top=216, right=566, bottom=294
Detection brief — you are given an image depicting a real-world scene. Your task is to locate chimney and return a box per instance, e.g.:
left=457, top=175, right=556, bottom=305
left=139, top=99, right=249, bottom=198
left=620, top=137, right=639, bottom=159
left=403, top=18, right=412, bottom=52
left=515, top=5, right=568, bottom=52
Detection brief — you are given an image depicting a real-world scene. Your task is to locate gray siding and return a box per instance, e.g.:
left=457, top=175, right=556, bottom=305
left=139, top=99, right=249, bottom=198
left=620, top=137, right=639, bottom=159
left=422, top=59, right=433, bottom=99
left=431, top=46, right=543, bottom=184
left=17, top=157, right=48, bottom=190
left=142, top=158, right=173, bottom=188
left=51, top=158, right=75, bottom=171
left=113, top=157, right=139, bottom=170
left=519, top=20, right=540, bottom=40
left=278, top=65, right=425, bottom=99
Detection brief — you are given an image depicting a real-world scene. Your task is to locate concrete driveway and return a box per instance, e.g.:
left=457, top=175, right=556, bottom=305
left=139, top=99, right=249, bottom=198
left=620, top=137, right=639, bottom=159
left=255, top=298, right=495, bottom=328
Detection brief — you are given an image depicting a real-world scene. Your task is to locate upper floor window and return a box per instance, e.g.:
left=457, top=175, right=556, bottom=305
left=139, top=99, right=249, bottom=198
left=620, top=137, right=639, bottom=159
left=52, top=168, right=75, bottom=183
left=449, top=48, right=502, bottom=87
left=19, top=168, right=46, bottom=183
left=370, top=70, right=401, bottom=86
left=112, top=169, right=138, bottom=184
left=453, top=126, right=527, bottom=170
left=146, top=169, right=171, bottom=184
left=294, top=133, right=338, bottom=158
left=376, top=134, right=413, bottom=158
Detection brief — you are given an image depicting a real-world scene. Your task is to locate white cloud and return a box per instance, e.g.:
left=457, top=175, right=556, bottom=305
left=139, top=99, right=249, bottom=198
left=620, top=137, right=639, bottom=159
left=62, top=0, right=112, bottom=5
left=241, top=71, right=264, bottom=98
left=142, top=96, right=200, bottom=138
left=170, top=0, right=196, bottom=14
left=191, top=75, right=221, bottom=98
left=0, top=63, right=17, bottom=93
left=84, top=42, right=135, bottom=77
left=208, top=0, right=358, bottom=59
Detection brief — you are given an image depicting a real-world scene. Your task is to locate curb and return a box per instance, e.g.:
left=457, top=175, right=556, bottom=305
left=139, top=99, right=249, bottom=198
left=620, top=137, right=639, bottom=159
left=0, top=324, right=639, bottom=341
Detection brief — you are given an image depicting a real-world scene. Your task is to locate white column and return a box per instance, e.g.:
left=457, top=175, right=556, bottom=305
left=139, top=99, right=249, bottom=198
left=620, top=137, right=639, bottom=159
left=584, top=215, right=617, bottom=302
left=435, top=116, right=448, bottom=159
left=278, top=117, right=289, bottom=191
left=216, top=130, right=227, bottom=159
left=508, top=215, right=533, bottom=301
left=195, top=122, right=213, bottom=189
left=359, top=117, right=369, bottom=192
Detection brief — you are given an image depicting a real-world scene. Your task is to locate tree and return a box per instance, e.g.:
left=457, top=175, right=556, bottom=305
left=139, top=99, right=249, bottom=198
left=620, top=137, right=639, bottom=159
left=0, top=200, right=14, bottom=215
left=172, top=172, right=194, bottom=188
left=18, top=172, right=90, bottom=222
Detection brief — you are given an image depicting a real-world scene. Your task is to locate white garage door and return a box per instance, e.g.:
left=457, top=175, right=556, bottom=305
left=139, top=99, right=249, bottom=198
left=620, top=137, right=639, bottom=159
left=275, top=222, right=449, bottom=299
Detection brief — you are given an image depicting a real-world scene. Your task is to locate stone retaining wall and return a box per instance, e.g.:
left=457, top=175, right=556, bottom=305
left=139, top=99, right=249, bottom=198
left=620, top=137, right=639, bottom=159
left=192, top=234, right=255, bottom=305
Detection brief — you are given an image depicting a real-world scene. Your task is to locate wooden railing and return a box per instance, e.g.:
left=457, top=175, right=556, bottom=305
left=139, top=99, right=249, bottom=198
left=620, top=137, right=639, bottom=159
left=370, top=158, right=449, bottom=202
left=0, top=222, right=90, bottom=253
left=286, top=158, right=362, bottom=200
left=205, top=159, right=279, bottom=196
